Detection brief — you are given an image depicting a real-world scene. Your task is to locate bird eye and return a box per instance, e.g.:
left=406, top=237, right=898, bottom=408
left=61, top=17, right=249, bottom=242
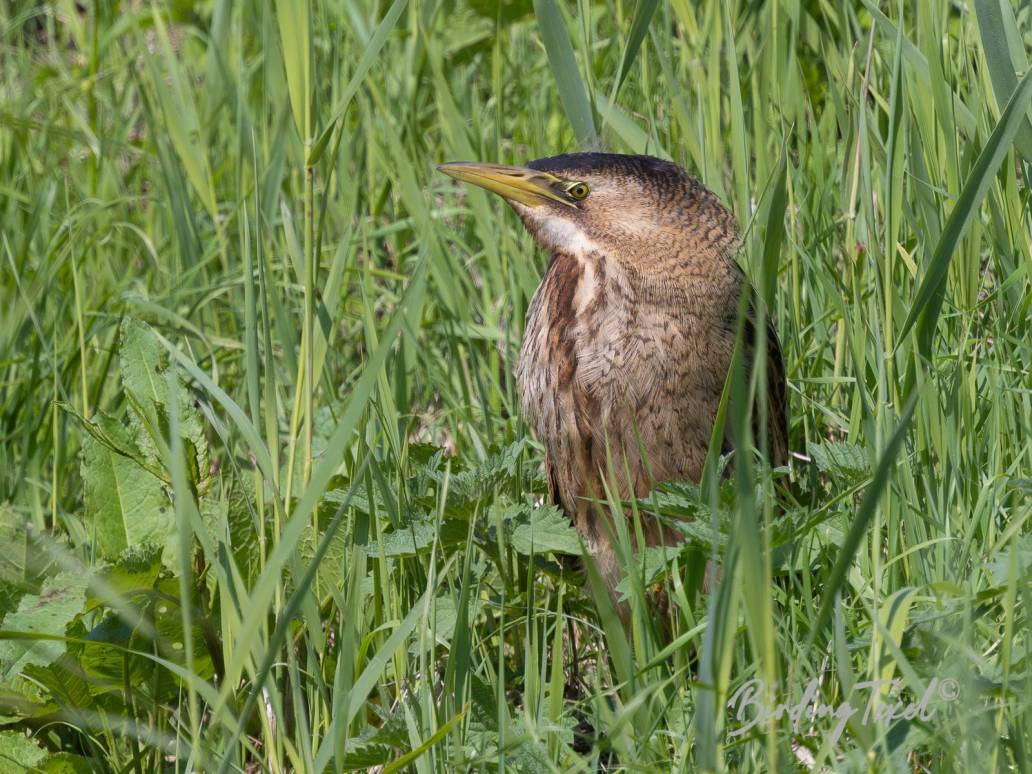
left=566, top=182, right=590, bottom=200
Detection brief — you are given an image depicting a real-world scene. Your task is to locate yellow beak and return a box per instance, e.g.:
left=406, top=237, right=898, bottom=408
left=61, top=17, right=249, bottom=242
left=437, top=162, right=575, bottom=208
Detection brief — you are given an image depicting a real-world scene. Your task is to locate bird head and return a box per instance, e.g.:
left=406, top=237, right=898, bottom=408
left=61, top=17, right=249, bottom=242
left=437, top=153, right=739, bottom=263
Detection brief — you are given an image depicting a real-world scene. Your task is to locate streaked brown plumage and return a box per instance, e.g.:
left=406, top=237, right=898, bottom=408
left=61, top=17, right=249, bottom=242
left=439, top=153, right=788, bottom=597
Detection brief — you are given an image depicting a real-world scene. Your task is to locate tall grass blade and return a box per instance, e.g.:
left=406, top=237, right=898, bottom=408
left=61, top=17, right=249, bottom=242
left=974, top=0, right=1032, bottom=163
left=533, top=0, right=598, bottom=146
left=613, top=0, right=659, bottom=95
left=808, top=390, right=920, bottom=644
left=275, top=0, right=311, bottom=139
left=310, top=0, right=410, bottom=165
left=899, top=67, right=1032, bottom=356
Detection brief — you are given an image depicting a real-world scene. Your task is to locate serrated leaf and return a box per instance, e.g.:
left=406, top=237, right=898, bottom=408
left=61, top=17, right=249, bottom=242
left=0, top=668, right=50, bottom=725
left=373, top=519, right=467, bottom=558
left=509, top=506, right=582, bottom=556
left=38, top=753, right=95, bottom=774
left=81, top=433, right=175, bottom=564
left=985, top=536, right=1032, bottom=587
left=201, top=482, right=262, bottom=585
left=0, top=730, right=46, bottom=774
left=807, top=440, right=871, bottom=479
left=21, top=654, right=92, bottom=720
left=0, top=507, right=33, bottom=617
left=436, top=441, right=526, bottom=510
left=338, top=743, right=394, bottom=770
left=69, top=409, right=168, bottom=484
left=613, top=544, right=681, bottom=600
left=410, top=594, right=478, bottom=653
left=85, top=546, right=163, bottom=611
left=119, top=320, right=209, bottom=490
left=0, top=572, right=87, bottom=678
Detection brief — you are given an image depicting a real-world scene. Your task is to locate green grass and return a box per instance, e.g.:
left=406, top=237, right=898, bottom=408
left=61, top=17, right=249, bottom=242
left=1, top=0, right=1030, bottom=771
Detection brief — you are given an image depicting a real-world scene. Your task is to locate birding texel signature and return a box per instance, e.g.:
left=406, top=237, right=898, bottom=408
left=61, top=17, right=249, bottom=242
left=726, top=677, right=961, bottom=745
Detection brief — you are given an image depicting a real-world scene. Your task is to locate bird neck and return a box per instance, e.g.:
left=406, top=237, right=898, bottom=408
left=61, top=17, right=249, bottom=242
left=546, top=242, right=743, bottom=321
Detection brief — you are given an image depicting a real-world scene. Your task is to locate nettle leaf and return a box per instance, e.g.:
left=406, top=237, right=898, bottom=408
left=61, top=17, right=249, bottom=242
left=324, top=482, right=399, bottom=518
left=635, top=478, right=735, bottom=524
left=985, top=535, right=1032, bottom=588
left=36, top=752, right=95, bottom=773
left=807, top=440, right=871, bottom=480
left=119, top=320, right=209, bottom=490
left=0, top=506, right=35, bottom=617
left=373, top=518, right=467, bottom=558
left=435, top=440, right=526, bottom=511
left=85, top=545, right=163, bottom=611
left=81, top=432, right=176, bottom=564
left=669, top=518, right=728, bottom=551
left=410, top=593, right=479, bottom=653
left=0, top=668, right=51, bottom=725
left=0, top=729, right=46, bottom=774
left=201, top=481, right=261, bottom=585
left=63, top=407, right=168, bottom=485
left=150, top=577, right=215, bottom=683
left=78, top=615, right=142, bottom=693
left=338, top=707, right=409, bottom=767
left=0, top=572, right=87, bottom=682
left=337, top=743, right=394, bottom=770
left=80, top=576, right=214, bottom=699
left=614, top=545, right=684, bottom=600
left=21, top=653, right=93, bottom=720
left=508, top=505, right=583, bottom=556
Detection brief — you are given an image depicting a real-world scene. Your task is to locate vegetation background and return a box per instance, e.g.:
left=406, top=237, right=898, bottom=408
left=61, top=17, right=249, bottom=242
left=1, top=0, right=1030, bottom=771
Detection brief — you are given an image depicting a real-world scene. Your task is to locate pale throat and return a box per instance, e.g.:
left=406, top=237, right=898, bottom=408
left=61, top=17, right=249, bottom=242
left=530, top=213, right=601, bottom=256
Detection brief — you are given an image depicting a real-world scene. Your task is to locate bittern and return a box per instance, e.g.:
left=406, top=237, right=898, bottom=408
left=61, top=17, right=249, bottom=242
left=439, top=153, right=787, bottom=596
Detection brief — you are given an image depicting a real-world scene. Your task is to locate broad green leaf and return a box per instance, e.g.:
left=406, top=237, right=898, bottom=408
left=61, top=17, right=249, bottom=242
left=985, top=535, right=1032, bottom=587
left=509, top=506, right=583, bottom=556
left=533, top=0, right=597, bottom=146
left=64, top=406, right=167, bottom=484
left=0, top=572, right=87, bottom=676
left=613, top=544, right=680, bottom=600
left=374, top=519, right=467, bottom=558
left=84, top=546, right=162, bottom=611
left=81, top=433, right=174, bottom=563
left=437, top=440, right=526, bottom=509
left=807, top=441, right=871, bottom=479
left=0, top=507, right=33, bottom=616
left=38, top=753, right=95, bottom=774
left=412, top=594, right=477, bottom=652
left=0, top=730, right=46, bottom=774
left=120, top=320, right=209, bottom=490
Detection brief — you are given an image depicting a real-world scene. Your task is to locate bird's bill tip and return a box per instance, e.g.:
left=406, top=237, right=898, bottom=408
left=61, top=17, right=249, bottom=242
left=436, top=161, right=573, bottom=207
